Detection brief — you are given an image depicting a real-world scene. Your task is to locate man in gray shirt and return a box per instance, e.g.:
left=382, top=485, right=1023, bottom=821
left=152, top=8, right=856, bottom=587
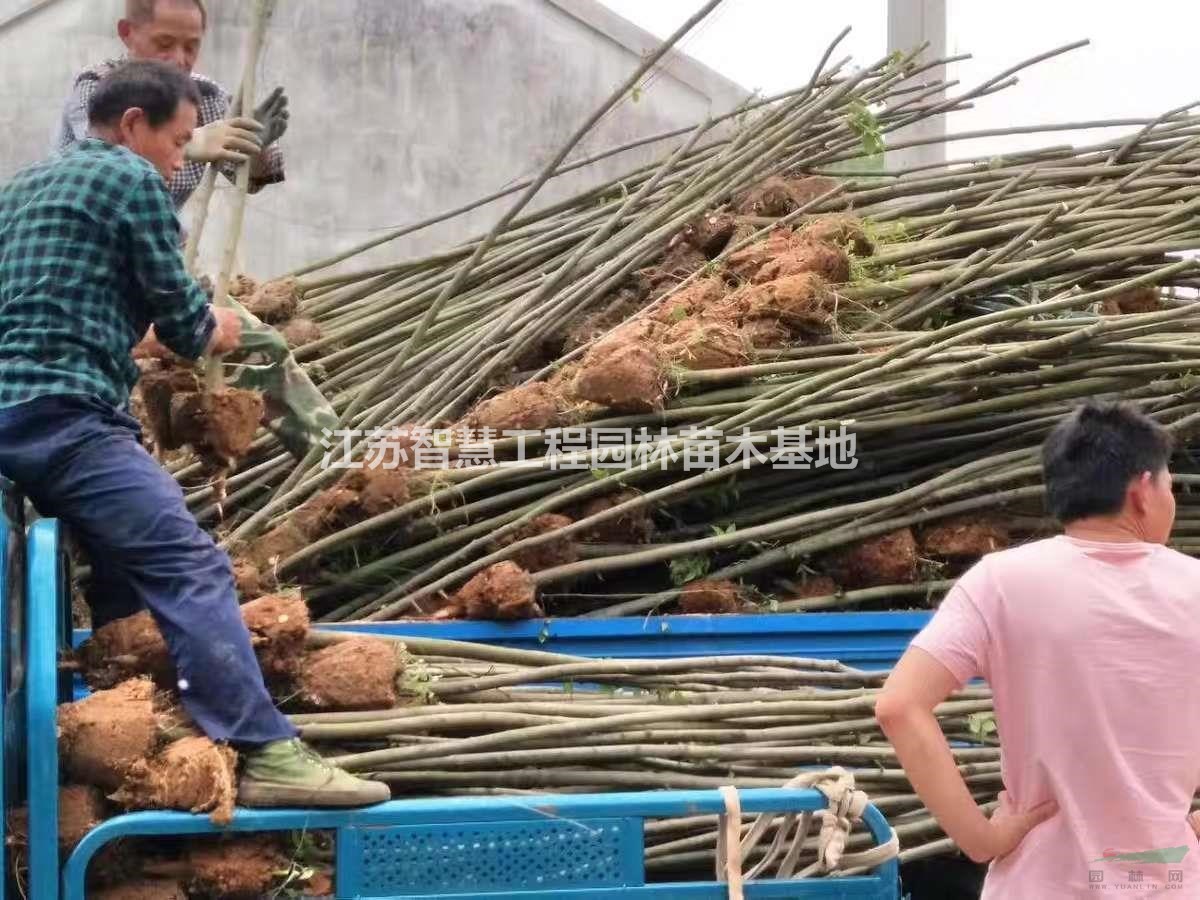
left=56, top=0, right=289, bottom=209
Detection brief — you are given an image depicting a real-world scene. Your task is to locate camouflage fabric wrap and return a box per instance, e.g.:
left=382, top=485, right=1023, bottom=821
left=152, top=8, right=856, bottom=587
left=222, top=298, right=338, bottom=459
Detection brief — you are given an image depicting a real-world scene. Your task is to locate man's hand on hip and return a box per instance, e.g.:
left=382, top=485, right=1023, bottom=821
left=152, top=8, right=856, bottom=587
left=206, top=306, right=244, bottom=356
left=186, top=118, right=264, bottom=165
left=976, top=791, right=1058, bottom=864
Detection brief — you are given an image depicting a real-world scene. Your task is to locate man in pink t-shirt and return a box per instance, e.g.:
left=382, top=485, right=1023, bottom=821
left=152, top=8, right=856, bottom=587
left=877, top=401, right=1200, bottom=898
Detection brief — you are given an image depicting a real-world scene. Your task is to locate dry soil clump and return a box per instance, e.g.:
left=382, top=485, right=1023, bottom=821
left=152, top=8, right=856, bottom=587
left=244, top=467, right=414, bottom=580
left=186, top=836, right=289, bottom=898
left=201, top=388, right=265, bottom=462
left=338, top=466, right=414, bottom=519
left=1099, top=286, right=1162, bottom=315
left=8, top=785, right=108, bottom=855
left=678, top=580, right=747, bottom=614
left=740, top=317, right=793, bottom=349
left=650, top=276, right=727, bottom=324
left=492, top=513, right=580, bottom=572
left=138, top=368, right=201, bottom=450
left=58, top=678, right=161, bottom=791
left=79, top=611, right=173, bottom=690
left=574, top=490, right=656, bottom=544
left=786, top=575, right=840, bottom=602
left=241, top=593, right=311, bottom=682
left=135, top=366, right=265, bottom=466
left=280, top=317, right=323, bottom=348
left=664, top=318, right=751, bottom=370
left=724, top=231, right=797, bottom=283
left=721, top=272, right=837, bottom=334
left=798, top=215, right=874, bottom=256
left=920, top=517, right=1011, bottom=561
left=681, top=211, right=737, bottom=257
left=298, top=638, right=400, bottom=711
left=752, top=241, right=850, bottom=285
left=228, top=274, right=260, bottom=299
left=571, top=337, right=666, bottom=413
left=242, top=277, right=301, bottom=324
left=111, top=736, right=238, bottom=826
left=823, top=528, right=919, bottom=589
left=444, top=561, right=543, bottom=621
left=467, top=382, right=565, bottom=433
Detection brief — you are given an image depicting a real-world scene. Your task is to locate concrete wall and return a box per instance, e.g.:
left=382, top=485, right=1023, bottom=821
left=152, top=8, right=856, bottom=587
left=886, top=0, right=946, bottom=172
left=0, top=0, right=748, bottom=278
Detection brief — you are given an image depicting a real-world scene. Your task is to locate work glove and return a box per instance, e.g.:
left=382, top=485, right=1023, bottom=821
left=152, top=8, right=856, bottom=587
left=253, top=86, right=290, bottom=148
left=185, top=117, right=264, bottom=164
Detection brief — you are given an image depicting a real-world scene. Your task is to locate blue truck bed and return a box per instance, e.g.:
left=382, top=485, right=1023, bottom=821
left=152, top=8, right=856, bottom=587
left=16, top=513, right=919, bottom=899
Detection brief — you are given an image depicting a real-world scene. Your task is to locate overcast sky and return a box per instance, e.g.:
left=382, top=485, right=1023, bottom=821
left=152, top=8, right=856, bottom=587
left=599, top=1, right=1200, bottom=158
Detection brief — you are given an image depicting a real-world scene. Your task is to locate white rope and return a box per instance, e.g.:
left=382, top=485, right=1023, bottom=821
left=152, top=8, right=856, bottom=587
left=717, top=785, right=745, bottom=900
left=715, top=767, right=900, bottom=896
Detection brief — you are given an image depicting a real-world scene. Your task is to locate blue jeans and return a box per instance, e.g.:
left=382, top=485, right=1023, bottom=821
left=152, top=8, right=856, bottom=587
left=0, top=394, right=295, bottom=746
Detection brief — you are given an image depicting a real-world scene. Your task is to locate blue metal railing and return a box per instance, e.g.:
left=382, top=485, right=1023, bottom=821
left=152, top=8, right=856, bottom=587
left=318, top=612, right=932, bottom=670
left=26, top=518, right=60, bottom=900
left=62, top=793, right=900, bottom=899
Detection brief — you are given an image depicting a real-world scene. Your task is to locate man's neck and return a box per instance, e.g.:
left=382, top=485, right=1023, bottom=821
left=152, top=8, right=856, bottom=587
left=1063, top=518, right=1147, bottom=544
left=86, top=126, right=120, bottom=146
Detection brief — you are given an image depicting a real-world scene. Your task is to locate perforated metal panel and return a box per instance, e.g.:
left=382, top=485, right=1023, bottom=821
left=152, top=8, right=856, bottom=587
left=351, top=817, right=642, bottom=895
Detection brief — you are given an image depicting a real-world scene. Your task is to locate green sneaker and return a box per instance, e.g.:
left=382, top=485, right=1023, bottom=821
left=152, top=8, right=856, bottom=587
left=239, top=739, right=391, bottom=808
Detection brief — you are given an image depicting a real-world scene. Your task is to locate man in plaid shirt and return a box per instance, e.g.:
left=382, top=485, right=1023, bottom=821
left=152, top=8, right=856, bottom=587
left=55, top=0, right=288, bottom=210
left=0, top=60, right=388, bottom=809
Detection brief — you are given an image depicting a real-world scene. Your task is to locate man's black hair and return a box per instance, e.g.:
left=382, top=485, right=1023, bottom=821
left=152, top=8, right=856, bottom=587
left=1041, top=400, right=1174, bottom=524
left=87, top=59, right=201, bottom=129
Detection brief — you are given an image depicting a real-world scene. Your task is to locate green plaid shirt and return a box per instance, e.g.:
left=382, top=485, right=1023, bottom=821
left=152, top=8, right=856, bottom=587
left=0, top=139, right=214, bottom=411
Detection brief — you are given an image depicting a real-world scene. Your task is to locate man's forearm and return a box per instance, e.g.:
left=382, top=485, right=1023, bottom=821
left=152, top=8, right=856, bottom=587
left=878, top=706, right=995, bottom=861
left=249, top=145, right=285, bottom=193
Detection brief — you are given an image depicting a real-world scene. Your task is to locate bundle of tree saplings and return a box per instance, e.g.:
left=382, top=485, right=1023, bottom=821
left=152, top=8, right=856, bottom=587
left=223, top=267, right=1200, bottom=622
left=66, top=30, right=1189, bottom=622
left=31, top=606, right=991, bottom=890
left=155, top=34, right=1059, bottom=519
left=113, top=37, right=1200, bottom=621
left=293, top=630, right=997, bottom=878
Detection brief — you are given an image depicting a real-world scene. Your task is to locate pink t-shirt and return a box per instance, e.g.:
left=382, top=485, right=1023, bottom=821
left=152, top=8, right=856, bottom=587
left=911, top=535, right=1200, bottom=898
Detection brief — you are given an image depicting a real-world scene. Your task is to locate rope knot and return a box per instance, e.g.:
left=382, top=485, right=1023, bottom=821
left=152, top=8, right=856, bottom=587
left=715, top=767, right=899, bottom=899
